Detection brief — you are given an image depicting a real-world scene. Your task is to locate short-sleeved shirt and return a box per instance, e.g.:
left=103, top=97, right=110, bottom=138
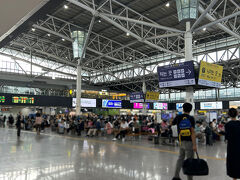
left=121, top=122, right=128, bottom=129
left=172, top=114, right=195, bottom=141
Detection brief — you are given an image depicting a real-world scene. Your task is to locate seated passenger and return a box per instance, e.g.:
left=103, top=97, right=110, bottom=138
left=112, top=119, right=129, bottom=142
left=195, top=122, right=205, bottom=143
left=87, top=120, right=99, bottom=137
left=132, top=119, right=140, bottom=134
left=105, top=121, right=113, bottom=135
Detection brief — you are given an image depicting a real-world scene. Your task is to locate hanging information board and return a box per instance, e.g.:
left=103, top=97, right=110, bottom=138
left=157, top=61, right=195, bottom=88
left=198, top=61, right=223, bottom=88
left=130, top=92, right=144, bottom=103
left=145, top=91, right=159, bottom=102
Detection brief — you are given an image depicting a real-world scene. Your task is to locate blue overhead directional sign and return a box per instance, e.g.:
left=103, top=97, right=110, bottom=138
left=130, top=92, right=144, bottom=103
left=157, top=61, right=196, bottom=88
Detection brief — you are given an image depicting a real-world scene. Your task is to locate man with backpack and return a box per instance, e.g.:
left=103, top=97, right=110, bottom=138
left=172, top=103, right=197, bottom=180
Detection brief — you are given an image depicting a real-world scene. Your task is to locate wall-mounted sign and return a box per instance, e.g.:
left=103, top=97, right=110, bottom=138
left=0, top=96, right=5, bottom=103
left=12, top=96, right=34, bottom=104
left=153, top=103, right=168, bottom=110
left=130, top=92, right=144, bottom=103
left=176, top=103, right=184, bottom=111
left=157, top=61, right=195, bottom=88
left=145, top=92, right=159, bottom=102
left=200, top=102, right=223, bottom=110
left=198, top=61, right=223, bottom=88
left=72, top=98, right=96, bottom=108
left=133, top=103, right=150, bottom=109
left=102, top=100, right=122, bottom=108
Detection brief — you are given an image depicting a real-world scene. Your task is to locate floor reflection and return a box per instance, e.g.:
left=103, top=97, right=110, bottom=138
left=0, top=129, right=228, bottom=180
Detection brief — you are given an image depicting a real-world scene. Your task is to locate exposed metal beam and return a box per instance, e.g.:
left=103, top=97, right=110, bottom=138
left=98, top=15, right=184, bottom=57
left=195, top=9, right=240, bottom=33
left=33, top=24, right=73, bottom=42
left=146, top=33, right=181, bottom=40
left=10, top=42, right=117, bottom=77
left=191, top=0, right=218, bottom=31
left=0, top=51, right=77, bottom=78
left=101, top=13, right=184, bottom=33
left=79, top=16, right=96, bottom=65
left=86, top=47, right=144, bottom=68
left=198, top=6, right=240, bottom=40
left=83, top=40, right=138, bottom=65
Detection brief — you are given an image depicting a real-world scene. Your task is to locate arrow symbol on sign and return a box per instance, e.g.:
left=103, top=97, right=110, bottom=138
left=186, top=69, right=191, bottom=75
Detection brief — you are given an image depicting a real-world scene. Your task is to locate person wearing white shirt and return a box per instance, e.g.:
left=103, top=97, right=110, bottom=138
left=112, top=119, right=129, bottom=142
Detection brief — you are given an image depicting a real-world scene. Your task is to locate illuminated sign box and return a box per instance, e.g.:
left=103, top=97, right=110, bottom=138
left=134, top=103, right=150, bottom=109
left=102, top=100, right=122, bottom=108
left=72, top=98, right=96, bottom=108
left=12, top=96, right=34, bottom=104
left=0, top=96, right=5, bottom=103
left=153, top=103, right=168, bottom=110
left=200, top=102, right=223, bottom=110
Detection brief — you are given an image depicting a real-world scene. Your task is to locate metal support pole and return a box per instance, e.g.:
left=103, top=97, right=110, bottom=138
left=75, top=16, right=95, bottom=116
left=142, top=69, right=147, bottom=115
left=185, top=22, right=194, bottom=115
left=30, top=49, right=33, bottom=77
left=76, top=64, right=82, bottom=116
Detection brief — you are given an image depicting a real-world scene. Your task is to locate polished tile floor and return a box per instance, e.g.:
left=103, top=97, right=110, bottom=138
left=0, top=128, right=229, bottom=180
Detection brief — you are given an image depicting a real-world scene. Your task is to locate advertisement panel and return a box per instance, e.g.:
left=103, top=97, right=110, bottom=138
left=157, top=61, right=195, bottom=88
left=145, top=91, right=159, bottom=102
left=72, top=98, right=96, bottom=108
left=133, top=103, right=149, bottom=109
left=200, top=102, right=223, bottom=110
left=153, top=103, right=168, bottom=110
left=176, top=103, right=184, bottom=110
left=198, top=61, right=223, bottom=88
left=102, top=100, right=122, bottom=108
left=130, top=92, right=144, bottom=103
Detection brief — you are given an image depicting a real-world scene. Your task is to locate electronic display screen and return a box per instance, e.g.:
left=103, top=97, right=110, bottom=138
left=12, top=96, right=34, bottom=104
left=133, top=103, right=150, bottom=109
left=200, top=102, right=223, bottom=110
left=153, top=103, right=168, bottom=110
left=102, top=100, right=122, bottom=108
left=176, top=103, right=184, bottom=110
left=0, top=96, right=5, bottom=103
left=72, top=98, right=96, bottom=108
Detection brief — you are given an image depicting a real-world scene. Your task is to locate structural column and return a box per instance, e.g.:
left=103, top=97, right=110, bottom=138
left=185, top=21, right=194, bottom=114
left=76, top=64, right=82, bottom=115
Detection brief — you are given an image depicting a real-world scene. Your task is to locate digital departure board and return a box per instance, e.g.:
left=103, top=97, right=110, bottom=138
left=12, top=96, right=34, bottom=104
left=0, top=96, right=5, bottom=103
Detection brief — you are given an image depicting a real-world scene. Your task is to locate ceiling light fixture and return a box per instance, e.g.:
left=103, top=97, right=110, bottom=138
left=126, top=32, right=130, bottom=36
left=98, top=19, right=101, bottom=23
left=47, top=34, right=51, bottom=37
left=32, top=28, right=36, bottom=32
left=203, top=27, right=206, bottom=31
left=166, top=2, right=170, bottom=7
left=64, top=5, right=69, bottom=9
left=62, top=38, right=65, bottom=41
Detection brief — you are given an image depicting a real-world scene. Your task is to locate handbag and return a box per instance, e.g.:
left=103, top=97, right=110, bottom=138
left=182, top=152, right=209, bottom=176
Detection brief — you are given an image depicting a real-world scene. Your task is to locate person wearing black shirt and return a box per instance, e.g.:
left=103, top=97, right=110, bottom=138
left=16, top=112, right=22, bottom=137
left=225, top=108, right=240, bottom=180
left=171, top=103, right=197, bottom=180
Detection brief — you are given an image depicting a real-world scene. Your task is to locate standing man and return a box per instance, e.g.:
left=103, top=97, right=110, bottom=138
left=16, top=112, right=22, bottom=137
left=172, top=103, right=197, bottom=180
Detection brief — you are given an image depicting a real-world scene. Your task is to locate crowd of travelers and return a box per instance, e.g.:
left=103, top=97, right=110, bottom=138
left=0, top=112, right=229, bottom=145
